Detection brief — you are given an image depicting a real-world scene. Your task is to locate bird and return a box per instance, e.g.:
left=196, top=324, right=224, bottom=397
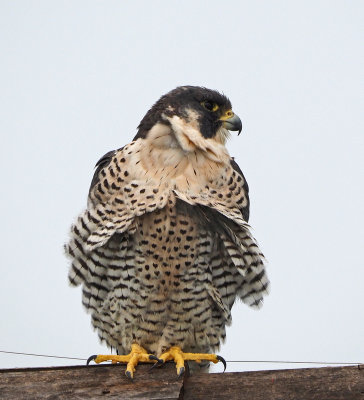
left=65, top=86, right=269, bottom=378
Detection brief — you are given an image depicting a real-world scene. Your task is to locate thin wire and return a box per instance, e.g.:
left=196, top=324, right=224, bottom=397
left=227, top=360, right=361, bottom=365
left=0, top=350, right=362, bottom=366
left=0, top=350, right=86, bottom=361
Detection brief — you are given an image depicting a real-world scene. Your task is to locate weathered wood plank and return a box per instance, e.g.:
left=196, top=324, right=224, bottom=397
left=183, top=365, right=364, bottom=400
left=1, top=363, right=363, bottom=399
left=0, top=363, right=184, bottom=400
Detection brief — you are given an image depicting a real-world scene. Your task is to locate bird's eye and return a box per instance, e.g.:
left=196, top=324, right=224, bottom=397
left=201, top=101, right=219, bottom=112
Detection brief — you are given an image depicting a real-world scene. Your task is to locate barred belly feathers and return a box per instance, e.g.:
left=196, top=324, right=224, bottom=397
left=65, top=86, right=269, bottom=373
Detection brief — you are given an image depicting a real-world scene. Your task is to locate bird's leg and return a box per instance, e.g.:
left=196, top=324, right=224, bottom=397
left=158, top=346, right=226, bottom=377
left=87, top=344, right=161, bottom=379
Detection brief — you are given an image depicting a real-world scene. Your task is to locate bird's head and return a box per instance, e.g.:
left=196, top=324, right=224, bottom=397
left=135, top=86, right=242, bottom=154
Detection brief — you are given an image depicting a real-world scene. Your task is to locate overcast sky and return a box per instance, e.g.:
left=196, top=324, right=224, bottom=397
left=1, top=1, right=363, bottom=373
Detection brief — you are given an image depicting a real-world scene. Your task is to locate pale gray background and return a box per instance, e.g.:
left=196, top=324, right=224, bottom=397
left=1, top=1, right=363, bottom=373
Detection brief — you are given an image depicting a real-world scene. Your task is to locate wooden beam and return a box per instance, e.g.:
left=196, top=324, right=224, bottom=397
left=0, top=363, right=363, bottom=399
left=0, top=363, right=185, bottom=400
left=183, top=365, right=364, bottom=400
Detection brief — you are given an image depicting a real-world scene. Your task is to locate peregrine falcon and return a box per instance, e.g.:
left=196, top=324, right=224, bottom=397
left=65, top=86, right=269, bottom=378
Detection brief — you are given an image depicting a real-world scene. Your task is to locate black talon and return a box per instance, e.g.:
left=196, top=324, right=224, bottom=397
left=178, top=366, right=185, bottom=378
left=125, top=370, right=133, bottom=380
left=149, top=356, right=164, bottom=371
left=217, top=355, right=227, bottom=372
left=87, top=355, right=97, bottom=365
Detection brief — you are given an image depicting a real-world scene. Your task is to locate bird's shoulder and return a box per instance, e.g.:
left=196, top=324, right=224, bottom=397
left=229, top=157, right=250, bottom=222
left=171, top=156, right=250, bottom=225
left=87, top=140, right=172, bottom=215
left=88, top=141, right=139, bottom=197
left=89, top=149, right=119, bottom=193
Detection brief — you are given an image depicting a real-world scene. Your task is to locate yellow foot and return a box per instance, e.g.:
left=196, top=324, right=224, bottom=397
left=86, top=344, right=160, bottom=379
left=158, top=346, right=226, bottom=377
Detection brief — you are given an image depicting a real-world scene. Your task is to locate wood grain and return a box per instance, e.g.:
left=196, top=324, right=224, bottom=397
left=0, top=363, right=184, bottom=400
left=1, top=363, right=363, bottom=399
left=183, top=365, right=364, bottom=400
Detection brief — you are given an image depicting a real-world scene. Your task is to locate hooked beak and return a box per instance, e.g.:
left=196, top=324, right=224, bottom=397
left=221, top=113, right=242, bottom=135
